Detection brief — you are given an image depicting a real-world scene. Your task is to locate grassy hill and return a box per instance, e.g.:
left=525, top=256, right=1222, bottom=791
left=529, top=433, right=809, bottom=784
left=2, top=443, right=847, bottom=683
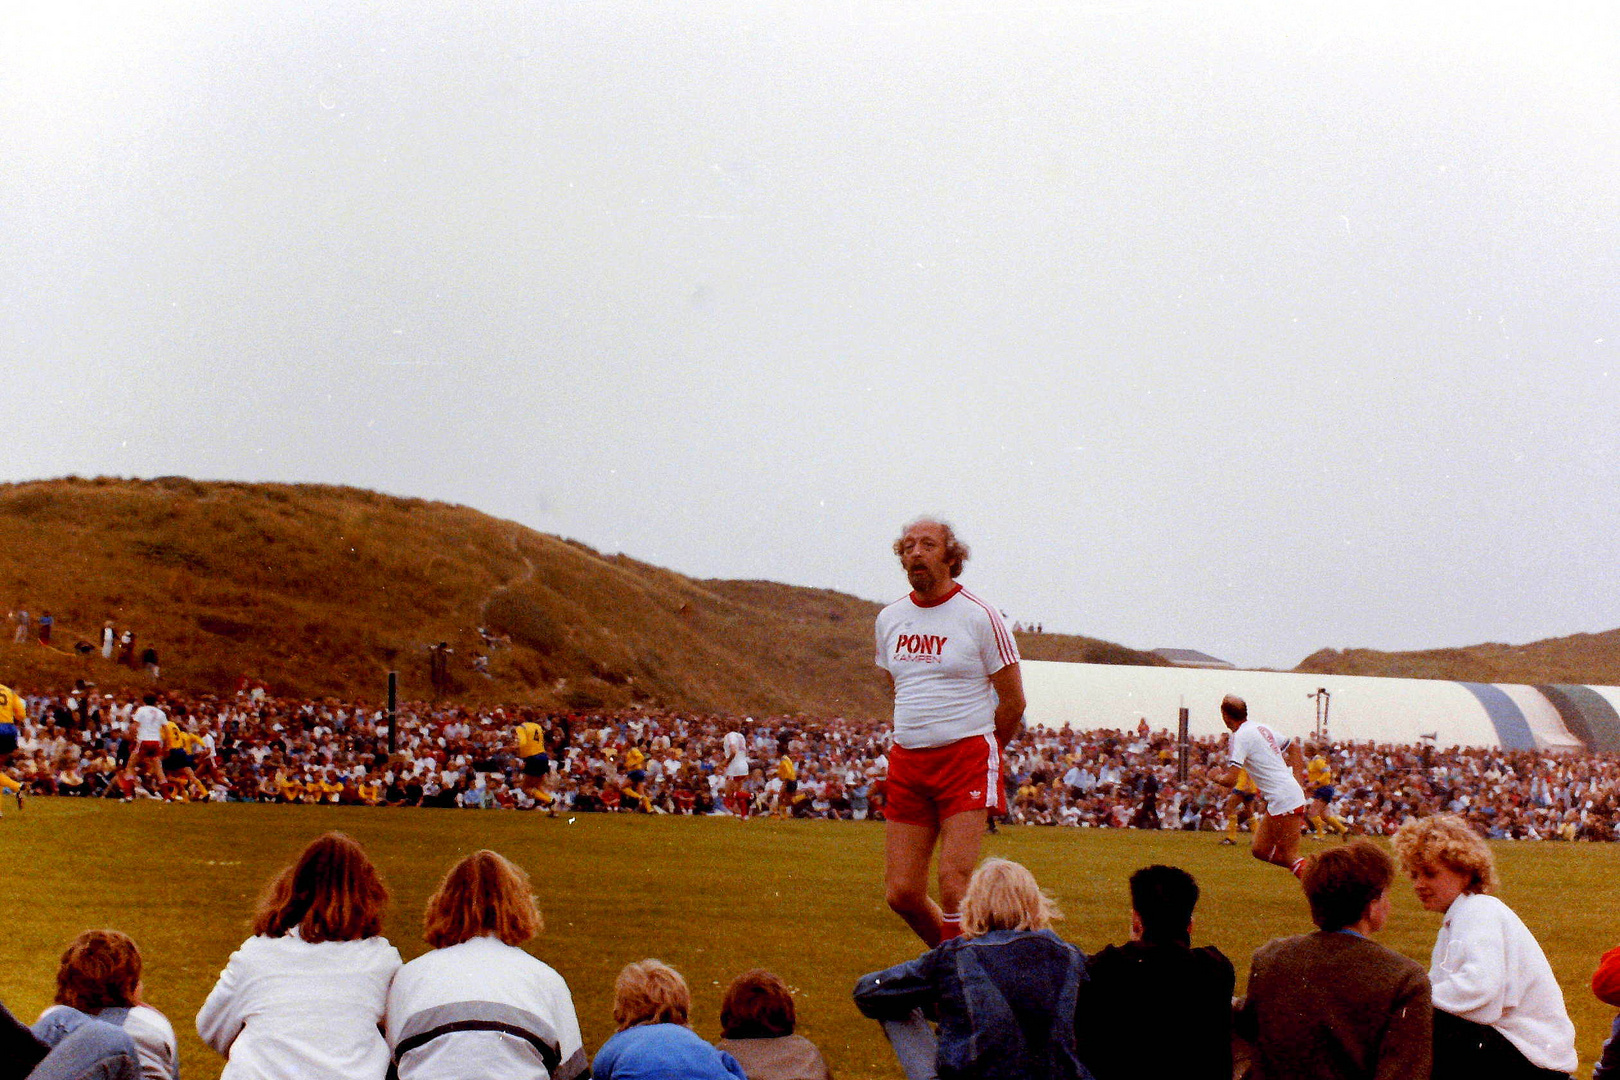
left=1294, top=629, right=1620, bottom=686
left=0, top=477, right=1163, bottom=714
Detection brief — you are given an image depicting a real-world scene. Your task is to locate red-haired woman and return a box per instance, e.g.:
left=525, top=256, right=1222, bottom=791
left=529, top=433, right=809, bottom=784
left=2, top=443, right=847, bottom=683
left=714, top=970, right=831, bottom=1080
left=33, top=930, right=176, bottom=1080
left=385, top=850, right=586, bottom=1080
left=196, top=832, right=401, bottom=1079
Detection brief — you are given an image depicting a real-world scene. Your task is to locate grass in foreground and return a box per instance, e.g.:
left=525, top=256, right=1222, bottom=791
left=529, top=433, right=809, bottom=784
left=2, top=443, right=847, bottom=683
left=3, top=801, right=1617, bottom=1079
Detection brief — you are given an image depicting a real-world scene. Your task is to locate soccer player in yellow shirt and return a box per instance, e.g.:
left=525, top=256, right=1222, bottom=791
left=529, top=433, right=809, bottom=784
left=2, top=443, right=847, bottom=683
left=773, top=753, right=797, bottom=817
left=513, top=716, right=549, bottom=797
left=1305, top=745, right=1351, bottom=839
left=1221, top=768, right=1258, bottom=845
left=0, top=681, right=26, bottom=814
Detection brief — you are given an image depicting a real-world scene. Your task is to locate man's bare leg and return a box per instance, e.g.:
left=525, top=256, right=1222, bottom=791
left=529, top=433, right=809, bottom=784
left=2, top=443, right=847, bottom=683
left=1251, top=812, right=1305, bottom=876
left=935, top=809, right=986, bottom=938
left=885, top=820, right=944, bottom=946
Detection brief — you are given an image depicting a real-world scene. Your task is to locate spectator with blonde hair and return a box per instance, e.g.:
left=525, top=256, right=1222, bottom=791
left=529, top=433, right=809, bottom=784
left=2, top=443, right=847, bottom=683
left=714, top=969, right=832, bottom=1080
left=854, top=858, right=1090, bottom=1080
left=591, top=960, right=745, bottom=1079
left=196, top=832, right=401, bottom=1079
left=33, top=930, right=177, bottom=1080
left=386, top=849, right=586, bottom=1080
left=1393, top=814, right=1577, bottom=1079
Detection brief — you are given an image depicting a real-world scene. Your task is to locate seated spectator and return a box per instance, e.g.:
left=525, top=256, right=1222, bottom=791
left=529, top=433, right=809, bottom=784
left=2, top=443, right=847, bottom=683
left=1077, top=865, right=1232, bottom=1080
left=714, top=969, right=832, bottom=1080
left=1392, top=815, right=1577, bottom=1079
left=2, top=998, right=138, bottom=1080
left=33, top=930, right=176, bottom=1080
left=386, top=850, right=586, bottom=1080
left=1236, top=841, right=1431, bottom=1080
left=1590, top=944, right=1619, bottom=1080
left=591, top=960, right=745, bottom=1080
left=196, top=832, right=402, bottom=1079
left=854, top=858, right=1089, bottom=1080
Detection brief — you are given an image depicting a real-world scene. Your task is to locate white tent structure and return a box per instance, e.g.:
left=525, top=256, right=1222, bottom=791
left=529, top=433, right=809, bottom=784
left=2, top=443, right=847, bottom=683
left=1021, top=660, right=1612, bottom=752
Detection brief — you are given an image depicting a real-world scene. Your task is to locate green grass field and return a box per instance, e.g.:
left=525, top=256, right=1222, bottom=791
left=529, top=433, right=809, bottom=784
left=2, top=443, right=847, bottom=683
left=4, top=800, right=1617, bottom=1079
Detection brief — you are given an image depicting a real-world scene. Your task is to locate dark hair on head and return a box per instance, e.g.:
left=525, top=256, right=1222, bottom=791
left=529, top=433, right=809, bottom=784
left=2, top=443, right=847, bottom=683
left=55, top=930, right=142, bottom=1012
left=1302, top=840, right=1394, bottom=931
left=423, top=849, right=541, bottom=949
left=252, top=832, right=388, bottom=943
left=143, top=694, right=157, bottom=706
left=893, top=519, right=970, bottom=578
left=1219, top=695, right=1247, bottom=722
left=1129, top=865, right=1199, bottom=946
left=720, top=969, right=796, bottom=1039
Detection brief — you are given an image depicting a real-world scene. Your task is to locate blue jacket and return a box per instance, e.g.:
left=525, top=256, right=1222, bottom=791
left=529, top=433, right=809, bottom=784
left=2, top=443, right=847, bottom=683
left=591, top=1023, right=747, bottom=1080
left=854, top=929, right=1093, bottom=1080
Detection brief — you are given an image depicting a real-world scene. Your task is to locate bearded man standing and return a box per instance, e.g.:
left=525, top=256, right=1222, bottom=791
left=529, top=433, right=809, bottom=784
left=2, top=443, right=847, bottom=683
left=875, top=518, right=1024, bottom=945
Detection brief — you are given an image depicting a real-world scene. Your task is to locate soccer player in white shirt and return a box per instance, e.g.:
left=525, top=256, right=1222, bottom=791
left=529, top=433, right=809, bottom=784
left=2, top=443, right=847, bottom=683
left=1209, top=694, right=1309, bottom=879
left=876, top=518, right=1024, bottom=945
left=719, top=718, right=752, bottom=818
left=128, top=693, right=168, bottom=791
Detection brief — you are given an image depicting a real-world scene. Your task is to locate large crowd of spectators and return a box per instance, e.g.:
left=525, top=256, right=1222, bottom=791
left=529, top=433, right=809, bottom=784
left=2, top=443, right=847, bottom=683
left=4, top=684, right=1619, bottom=842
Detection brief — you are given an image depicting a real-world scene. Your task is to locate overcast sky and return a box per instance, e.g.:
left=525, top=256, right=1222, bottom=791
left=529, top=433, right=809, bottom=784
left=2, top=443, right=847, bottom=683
left=4, top=2, right=1617, bottom=669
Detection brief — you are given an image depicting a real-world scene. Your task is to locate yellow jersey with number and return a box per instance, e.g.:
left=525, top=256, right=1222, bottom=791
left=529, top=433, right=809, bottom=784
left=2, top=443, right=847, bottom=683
left=0, top=684, right=24, bottom=725
left=514, top=722, right=546, bottom=758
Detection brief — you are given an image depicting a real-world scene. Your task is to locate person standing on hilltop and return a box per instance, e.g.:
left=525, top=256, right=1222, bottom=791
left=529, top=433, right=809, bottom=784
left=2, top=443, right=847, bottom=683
left=875, top=517, right=1024, bottom=946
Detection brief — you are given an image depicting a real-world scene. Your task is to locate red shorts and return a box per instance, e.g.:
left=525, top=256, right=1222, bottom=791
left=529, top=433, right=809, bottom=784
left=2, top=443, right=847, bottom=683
left=885, top=734, right=1001, bottom=828
left=137, top=740, right=161, bottom=754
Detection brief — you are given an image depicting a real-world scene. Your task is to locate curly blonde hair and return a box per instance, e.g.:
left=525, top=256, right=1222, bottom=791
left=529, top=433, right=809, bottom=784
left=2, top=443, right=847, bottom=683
left=1391, top=814, right=1498, bottom=895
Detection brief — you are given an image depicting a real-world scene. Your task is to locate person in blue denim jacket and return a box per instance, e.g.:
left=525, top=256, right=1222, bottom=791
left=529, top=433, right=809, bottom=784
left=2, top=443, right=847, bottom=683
left=853, top=859, right=1093, bottom=1080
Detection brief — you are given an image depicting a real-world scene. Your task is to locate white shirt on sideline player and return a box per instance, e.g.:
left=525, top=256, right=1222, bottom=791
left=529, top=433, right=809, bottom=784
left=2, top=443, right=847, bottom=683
left=874, top=583, right=1019, bottom=750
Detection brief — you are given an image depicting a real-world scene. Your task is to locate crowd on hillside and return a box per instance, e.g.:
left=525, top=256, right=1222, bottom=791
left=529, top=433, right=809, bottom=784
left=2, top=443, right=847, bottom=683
left=4, top=684, right=1619, bottom=842
left=6, top=825, right=1620, bottom=1080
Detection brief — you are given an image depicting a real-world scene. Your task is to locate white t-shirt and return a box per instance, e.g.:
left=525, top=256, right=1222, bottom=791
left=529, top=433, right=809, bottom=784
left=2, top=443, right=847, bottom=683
left=196, top=930, right=402, bottom=1080
left=1227, top=721, right=1306, bottom=814
left=387, top=936, right=586, bottom=1080
left=875, top=584, right=1019, bottom=749
left=722, top=731, right=749, bottom=778
left=132, top=705, right=166, bottom=743
left=1430, top=892, right=1578, bottom=1073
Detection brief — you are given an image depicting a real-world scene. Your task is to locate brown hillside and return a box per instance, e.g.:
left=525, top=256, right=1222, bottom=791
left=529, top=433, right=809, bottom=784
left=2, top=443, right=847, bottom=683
left=0, top=478, right=1164, bottom=714
left=1294, top=629, right=1620, bottom=686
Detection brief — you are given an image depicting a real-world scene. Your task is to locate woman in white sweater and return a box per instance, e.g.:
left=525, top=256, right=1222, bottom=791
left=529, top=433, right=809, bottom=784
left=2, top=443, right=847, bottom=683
left=197, top=832, right=401, bottom=1080
left=386, top=849, right=586, bottom=1080
left=1393, top=814, right=1577, bottom=1079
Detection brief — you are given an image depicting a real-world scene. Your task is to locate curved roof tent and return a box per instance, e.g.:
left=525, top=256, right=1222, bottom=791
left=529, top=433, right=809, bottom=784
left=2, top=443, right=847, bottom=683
left=1494, top=684, right=1584, bottom=752
left=1538, top=685, right=1620, bottom=754
left=1021, top=661, right=1608, bottom=752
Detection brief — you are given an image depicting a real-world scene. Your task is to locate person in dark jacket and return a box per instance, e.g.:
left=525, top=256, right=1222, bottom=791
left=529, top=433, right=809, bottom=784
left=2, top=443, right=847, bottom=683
left=854, top=858, right=1091, bottom=1080
left=1077, top=864, right=1232, bottom=1080
left=1236, top=841, right=1431, bottom=1080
